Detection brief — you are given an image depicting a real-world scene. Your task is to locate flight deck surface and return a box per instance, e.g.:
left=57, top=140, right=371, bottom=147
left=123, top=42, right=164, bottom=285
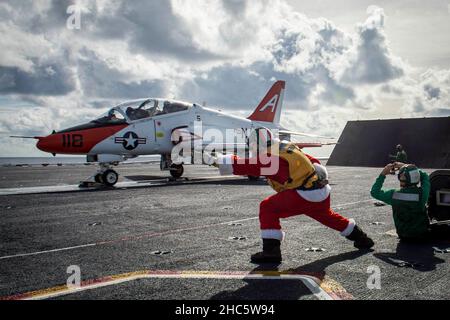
left=0, top=164, right=448, bottom=300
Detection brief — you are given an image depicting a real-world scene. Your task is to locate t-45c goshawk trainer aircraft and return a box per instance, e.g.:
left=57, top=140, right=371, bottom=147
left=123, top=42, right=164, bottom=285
left=13, top=81, right=334, bottom=186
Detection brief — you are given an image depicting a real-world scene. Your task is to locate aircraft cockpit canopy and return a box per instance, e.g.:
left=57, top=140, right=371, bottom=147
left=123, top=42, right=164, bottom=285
left=119, top=99, right=191, bottom=121
left=92, top=108, right=127, bottom=125
left=92, top=99, right=192, bottom=124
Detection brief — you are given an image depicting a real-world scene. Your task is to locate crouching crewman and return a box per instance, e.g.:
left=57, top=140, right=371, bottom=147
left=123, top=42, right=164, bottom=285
left=370, top=162, right=443, bottom=242
left=205, top=128, right=374, bottom=263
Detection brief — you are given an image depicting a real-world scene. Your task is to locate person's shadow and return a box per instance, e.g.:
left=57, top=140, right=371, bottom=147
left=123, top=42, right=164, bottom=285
left=210, top=250, right=369, bottom=300
left=374, top=240, right=446, bottom=272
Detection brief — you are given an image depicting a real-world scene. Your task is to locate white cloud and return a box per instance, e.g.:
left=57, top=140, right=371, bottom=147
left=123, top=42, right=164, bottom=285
left=336, top=6, right=404, bottom=85
left=401, top=69, right=450, bottom=116
left=0, top=22, right=53, bottom=72
left=0, top=0, right=449, bottom=156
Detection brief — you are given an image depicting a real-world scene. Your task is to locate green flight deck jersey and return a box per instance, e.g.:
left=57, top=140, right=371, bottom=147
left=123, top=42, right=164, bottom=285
left=370, top=171, right=430, bottom=239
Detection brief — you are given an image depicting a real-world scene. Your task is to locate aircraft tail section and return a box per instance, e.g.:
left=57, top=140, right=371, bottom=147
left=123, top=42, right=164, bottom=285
left=247, top=80, right=285, bottom=125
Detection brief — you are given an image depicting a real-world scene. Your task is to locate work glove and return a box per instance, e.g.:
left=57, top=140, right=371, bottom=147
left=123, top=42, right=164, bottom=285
left=381, top=163, right=395, bottom=176
left=203, top=152, right=219, bottom=167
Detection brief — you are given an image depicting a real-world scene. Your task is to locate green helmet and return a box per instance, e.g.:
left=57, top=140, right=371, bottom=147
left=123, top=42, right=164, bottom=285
left=398, top=165, right=420, bottom=186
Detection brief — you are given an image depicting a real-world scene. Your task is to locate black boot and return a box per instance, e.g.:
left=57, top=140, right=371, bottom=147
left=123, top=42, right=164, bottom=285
left=251, top=239, right=282, bottom=263
left=346, top=225, right=375, bottom=250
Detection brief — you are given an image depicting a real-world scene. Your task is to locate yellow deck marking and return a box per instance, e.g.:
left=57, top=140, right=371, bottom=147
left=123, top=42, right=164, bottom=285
left=1, top=270, right=353, bottom=301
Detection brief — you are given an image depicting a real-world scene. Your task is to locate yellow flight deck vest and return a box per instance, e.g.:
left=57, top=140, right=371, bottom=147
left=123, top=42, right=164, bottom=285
left=267, top=142, right=318, bottom=193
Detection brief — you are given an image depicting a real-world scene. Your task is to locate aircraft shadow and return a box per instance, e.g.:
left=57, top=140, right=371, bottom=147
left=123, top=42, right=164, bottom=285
left=121, top=176, right=268, bottom=187
left=124, top=175, right=171, bottom=182
left=209, top=250, right=368, bottom=300
left=75, top=177, right=268, bottom=195
left=124, top=175, right=268, bottom=185
left=124, top=175, right=169, bottom=181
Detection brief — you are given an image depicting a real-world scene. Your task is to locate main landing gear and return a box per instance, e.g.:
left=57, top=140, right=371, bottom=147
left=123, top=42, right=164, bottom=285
left=161, top=154, right=185, bottom=180
left=169, top=164, right=184, bottom=179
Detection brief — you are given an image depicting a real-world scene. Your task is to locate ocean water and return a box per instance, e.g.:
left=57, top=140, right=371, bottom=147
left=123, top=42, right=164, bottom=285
left=0, top=156, right=161, bottom=166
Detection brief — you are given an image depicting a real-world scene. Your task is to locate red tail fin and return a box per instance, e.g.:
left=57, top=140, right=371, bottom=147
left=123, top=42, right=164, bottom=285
left=247, top=80, right=285, bottom=124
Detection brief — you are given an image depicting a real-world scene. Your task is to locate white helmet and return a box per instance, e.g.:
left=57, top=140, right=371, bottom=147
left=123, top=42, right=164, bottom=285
left=314, top=163, right=329, bottom=181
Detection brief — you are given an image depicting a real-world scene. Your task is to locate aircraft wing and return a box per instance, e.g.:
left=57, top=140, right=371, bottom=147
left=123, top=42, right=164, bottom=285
left=174, top=127, right=336, bottom=153
left=197, top=142, right=336, bottom=151
left=178, top=138, right=335, bottom=150
left=179, top=141, right=247, bottom=151
left=201, top=143, right=247, bottom=149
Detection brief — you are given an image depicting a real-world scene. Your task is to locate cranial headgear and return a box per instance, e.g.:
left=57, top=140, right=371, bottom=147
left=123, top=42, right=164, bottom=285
left=398, top=165, right=420, bottom=186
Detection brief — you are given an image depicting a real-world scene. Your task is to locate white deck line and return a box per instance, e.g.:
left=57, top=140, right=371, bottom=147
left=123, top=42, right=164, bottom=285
left=0, top=175, right=239, bottom=196
left=0, top=199, right=372, bottom=261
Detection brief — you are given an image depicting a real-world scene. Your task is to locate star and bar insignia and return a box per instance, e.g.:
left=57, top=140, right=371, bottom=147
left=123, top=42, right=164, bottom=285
left=115, top=132, right=147, bottom=150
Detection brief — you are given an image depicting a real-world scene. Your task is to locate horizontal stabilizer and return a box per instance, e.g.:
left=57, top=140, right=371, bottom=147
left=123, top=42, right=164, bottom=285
left=296, top=142, right=337, bottom=149
left=279, top=130, right=335, bottom=140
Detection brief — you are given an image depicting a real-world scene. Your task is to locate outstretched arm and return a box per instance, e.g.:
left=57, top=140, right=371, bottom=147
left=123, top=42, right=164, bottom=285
left=204, top=153, right=267, bottom=177
left=205, top=153, right=289, bottom=183
left=217, top=154, right=288, bottom=178
left=217, top=155, right=264, bottom=177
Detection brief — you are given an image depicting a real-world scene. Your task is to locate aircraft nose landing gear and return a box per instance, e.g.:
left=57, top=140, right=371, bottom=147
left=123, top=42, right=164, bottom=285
left=81, top=163, right=120, bottom=188
left=100, top=169, right=119, bottom=186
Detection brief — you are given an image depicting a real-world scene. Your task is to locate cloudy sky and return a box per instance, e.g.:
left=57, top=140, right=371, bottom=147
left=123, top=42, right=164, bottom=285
left=0, top=0, right=449, bottom=157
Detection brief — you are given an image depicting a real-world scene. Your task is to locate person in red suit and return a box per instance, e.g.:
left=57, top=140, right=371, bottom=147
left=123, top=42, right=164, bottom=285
left=206, top=128, right=374, bottom=263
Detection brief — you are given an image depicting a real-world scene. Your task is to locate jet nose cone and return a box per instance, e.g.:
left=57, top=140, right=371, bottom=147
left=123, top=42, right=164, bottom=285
left=36, top=135, right=59, bottom=153
left=36, top=137, right=48, bottom=152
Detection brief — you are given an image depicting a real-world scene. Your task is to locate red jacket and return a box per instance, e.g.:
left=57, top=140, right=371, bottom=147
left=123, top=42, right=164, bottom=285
left=230, top=153, right=320, bottom=185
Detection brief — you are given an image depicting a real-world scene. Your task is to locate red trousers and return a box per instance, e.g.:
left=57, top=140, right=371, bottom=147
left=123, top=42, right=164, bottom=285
left=259, top=189, right=350, bottom=232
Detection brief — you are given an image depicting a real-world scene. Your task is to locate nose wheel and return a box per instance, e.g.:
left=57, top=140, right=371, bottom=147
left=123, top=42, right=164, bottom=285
left=93, top=169, right=119, bottom=186
left=101, top=169, right=119, bottom=186
left=80, top=162, right=121, bottom=188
